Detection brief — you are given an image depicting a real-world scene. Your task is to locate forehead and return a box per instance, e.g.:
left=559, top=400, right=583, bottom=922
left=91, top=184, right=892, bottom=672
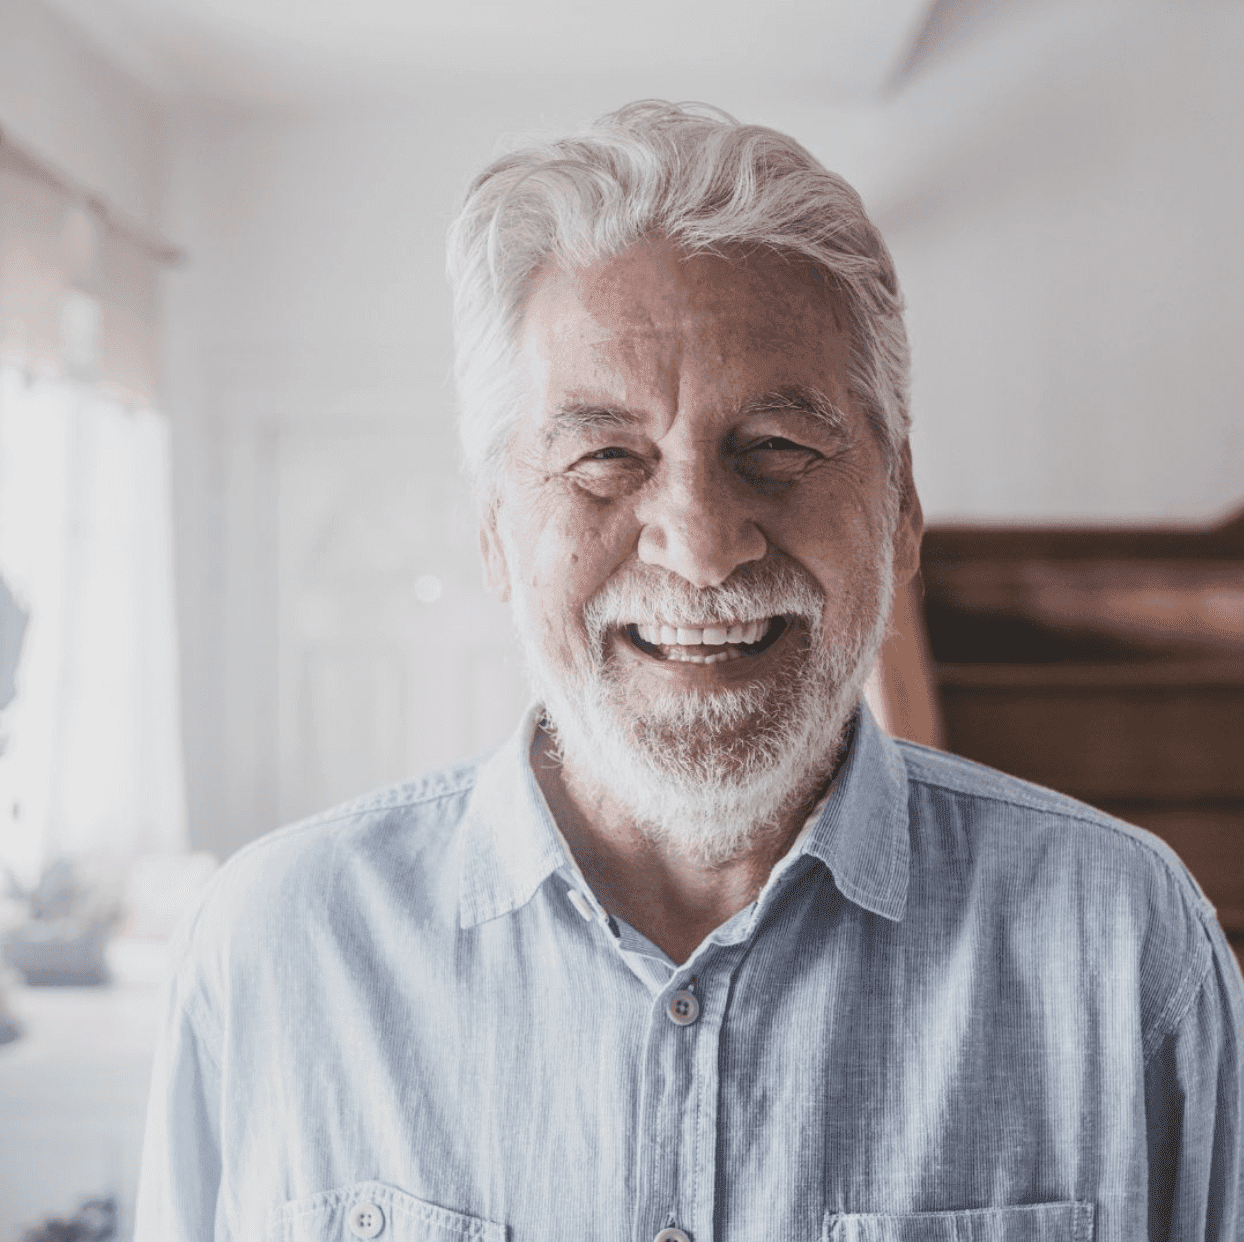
left=517, top=239, right=849, bottom=404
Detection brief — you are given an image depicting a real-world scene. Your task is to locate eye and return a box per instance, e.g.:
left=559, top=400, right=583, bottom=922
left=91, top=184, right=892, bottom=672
left=750, top=437, right=807, bottom=452
left=735, top=435, right=821, bottom=485
left=564, top=444, right=648, bottom=499
left=741, top=436, right=820, bottom=463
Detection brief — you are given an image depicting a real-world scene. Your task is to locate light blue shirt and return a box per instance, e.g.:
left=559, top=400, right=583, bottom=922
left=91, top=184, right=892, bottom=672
left=136, top=704, right=1244, bottom=1241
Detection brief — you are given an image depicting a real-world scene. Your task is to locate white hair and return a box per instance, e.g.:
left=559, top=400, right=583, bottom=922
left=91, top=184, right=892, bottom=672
left=446, top=99, right=911, bottom=503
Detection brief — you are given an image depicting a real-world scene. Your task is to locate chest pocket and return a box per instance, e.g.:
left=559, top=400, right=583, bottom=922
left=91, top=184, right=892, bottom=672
left=269, top=1181, right=507, bottom=1242
left=825, top=1202, right=1094, bottom=1241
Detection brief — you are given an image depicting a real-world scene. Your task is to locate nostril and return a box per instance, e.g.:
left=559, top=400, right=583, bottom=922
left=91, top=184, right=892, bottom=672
left=636, top=517, right=767, bottom=588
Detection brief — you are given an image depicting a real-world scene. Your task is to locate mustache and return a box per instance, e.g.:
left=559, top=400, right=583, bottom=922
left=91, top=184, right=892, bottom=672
left=583, top=558, right=825, bottom=637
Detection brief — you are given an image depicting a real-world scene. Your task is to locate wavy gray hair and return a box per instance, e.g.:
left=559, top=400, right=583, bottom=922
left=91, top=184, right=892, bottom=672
left=446, top=100, right=910, bottom=503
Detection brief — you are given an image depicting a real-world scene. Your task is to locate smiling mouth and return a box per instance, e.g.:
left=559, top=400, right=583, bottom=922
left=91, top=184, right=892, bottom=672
left=624, top=616, right=789, bottom=664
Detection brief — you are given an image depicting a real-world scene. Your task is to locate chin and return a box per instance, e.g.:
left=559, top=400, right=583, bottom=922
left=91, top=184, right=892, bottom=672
left=513, top=550, right=894, bottom=863
left=528, top=612, right=885, bottom=866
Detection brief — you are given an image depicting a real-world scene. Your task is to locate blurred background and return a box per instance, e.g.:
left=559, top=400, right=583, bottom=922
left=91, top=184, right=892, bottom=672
left=0, top=0, right=1241, bottom=1235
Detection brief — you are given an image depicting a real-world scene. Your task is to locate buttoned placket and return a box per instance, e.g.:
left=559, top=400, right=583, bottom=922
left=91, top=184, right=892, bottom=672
left=628, top=852, right=823, bottom=1242
left=628, top=943, right=730, bottom=1242
left=551, top=868, right=746, bottom=1242
left=542, top=763, right=831, bottom=1242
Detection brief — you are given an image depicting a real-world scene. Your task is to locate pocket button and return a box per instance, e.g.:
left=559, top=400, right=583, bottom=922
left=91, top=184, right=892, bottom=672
left=348, top=1201, right=385, bottom=1238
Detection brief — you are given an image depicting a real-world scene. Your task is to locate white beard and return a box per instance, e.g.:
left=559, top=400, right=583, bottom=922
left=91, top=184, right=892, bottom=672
left=511, top=548, right=894, bottom=866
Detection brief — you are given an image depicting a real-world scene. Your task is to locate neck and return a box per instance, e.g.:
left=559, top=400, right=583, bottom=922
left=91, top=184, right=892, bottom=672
left=532, top=724, right=836, bottom=964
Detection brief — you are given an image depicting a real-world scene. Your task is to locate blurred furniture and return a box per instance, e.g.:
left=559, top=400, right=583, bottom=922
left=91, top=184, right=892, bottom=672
left=921, top=506, right=1244, bottom=940
left=0, top=973, right=19, bottom=1045
left=1, top=859, right=126, bottom=987
left=0, top=939, right=165, bottom=1240
left=868, top=574, right=947, bottom=750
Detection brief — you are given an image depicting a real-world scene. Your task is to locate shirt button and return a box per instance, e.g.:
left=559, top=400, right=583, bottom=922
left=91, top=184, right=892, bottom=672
left=654, top=1230, right=691, bottom=1242
left=348, top=1201, right=385, bottom=1238
left=667, top=989, right=699, bottom=1026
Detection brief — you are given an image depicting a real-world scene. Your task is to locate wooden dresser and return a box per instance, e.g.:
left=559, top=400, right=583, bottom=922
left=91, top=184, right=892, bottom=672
left=920, top=508, right=1244, bottom=943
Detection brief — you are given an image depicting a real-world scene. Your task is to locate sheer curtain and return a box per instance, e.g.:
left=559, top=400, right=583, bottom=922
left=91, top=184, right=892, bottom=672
left=0, top=130, right=185, bottom=886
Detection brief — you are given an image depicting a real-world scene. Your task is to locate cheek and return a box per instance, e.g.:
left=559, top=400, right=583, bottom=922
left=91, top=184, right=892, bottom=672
left=522, top=513, right=623, bottom=641
left=778, top=493, right=889, bottom=613
left=795, top=465, right=893, bottom=549
left=528, top=519, right=595, bottom=589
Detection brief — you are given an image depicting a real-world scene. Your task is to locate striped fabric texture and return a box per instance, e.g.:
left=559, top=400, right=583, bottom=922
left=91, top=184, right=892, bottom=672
left=135, top=705, right=1244, bottom=1241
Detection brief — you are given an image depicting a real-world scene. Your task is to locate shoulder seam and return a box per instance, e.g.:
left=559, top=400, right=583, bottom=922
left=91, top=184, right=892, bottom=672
left=224, top=775, right=479, bottom=865
left=905, top=766, right=1215, bottom=916
left=1142, top=912, right=1216, bottom=1066
left=303, top=776, right=478, bottom=829
left=170, top=964, right=224, bottom=1073
left=908, top=767, right=1118, bottom=829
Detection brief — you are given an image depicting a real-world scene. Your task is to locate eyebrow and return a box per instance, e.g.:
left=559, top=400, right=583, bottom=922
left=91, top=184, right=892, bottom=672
left=542, top=385, right=850, bottom=450
left=543, top=403, right=642, bottom=450
left=735, top=387, right=851, bottom=434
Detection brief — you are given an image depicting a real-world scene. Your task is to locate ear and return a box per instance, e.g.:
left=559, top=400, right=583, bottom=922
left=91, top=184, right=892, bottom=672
left=890, top=440, right=924, bottom=588
left=479, top=503, right=512, bottom=603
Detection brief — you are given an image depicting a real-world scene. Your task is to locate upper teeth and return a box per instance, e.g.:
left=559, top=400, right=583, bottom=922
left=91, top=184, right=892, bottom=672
left=633, top=619, right=770, bottom=646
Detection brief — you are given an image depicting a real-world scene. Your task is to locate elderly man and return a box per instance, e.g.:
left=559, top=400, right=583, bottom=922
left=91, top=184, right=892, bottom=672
left=137, top=103, right=1244, bottom=1241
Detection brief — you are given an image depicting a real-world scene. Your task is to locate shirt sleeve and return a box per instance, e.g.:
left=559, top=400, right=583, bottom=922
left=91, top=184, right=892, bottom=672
left=132, top=956, right=223, bottom=1242
left=1145, top=917, right=1244, bottom=1240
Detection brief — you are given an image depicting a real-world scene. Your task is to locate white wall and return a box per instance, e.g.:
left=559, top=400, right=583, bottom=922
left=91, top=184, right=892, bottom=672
left=162, top=103, right=539, bottom=852
left=879, top=0, right=1244, bottom=522
left=0, top=0, right=165, bottom=232
left=155, top=1, right=1244, bottom=854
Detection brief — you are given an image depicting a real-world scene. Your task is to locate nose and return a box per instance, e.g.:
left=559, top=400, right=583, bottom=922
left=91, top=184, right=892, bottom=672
left=634, top=453, right=768, bottom=588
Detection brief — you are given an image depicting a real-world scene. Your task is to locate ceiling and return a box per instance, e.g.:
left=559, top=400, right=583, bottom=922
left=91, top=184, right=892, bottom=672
left=41, top=0, right=940, bottom=108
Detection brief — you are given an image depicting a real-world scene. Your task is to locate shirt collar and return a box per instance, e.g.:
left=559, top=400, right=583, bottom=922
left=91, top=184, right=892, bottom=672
left=797, top=702, right=910, bottom=922
left=458, top=705, right=565, bottom=929
left=458, top=700, right=910, bottom=929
